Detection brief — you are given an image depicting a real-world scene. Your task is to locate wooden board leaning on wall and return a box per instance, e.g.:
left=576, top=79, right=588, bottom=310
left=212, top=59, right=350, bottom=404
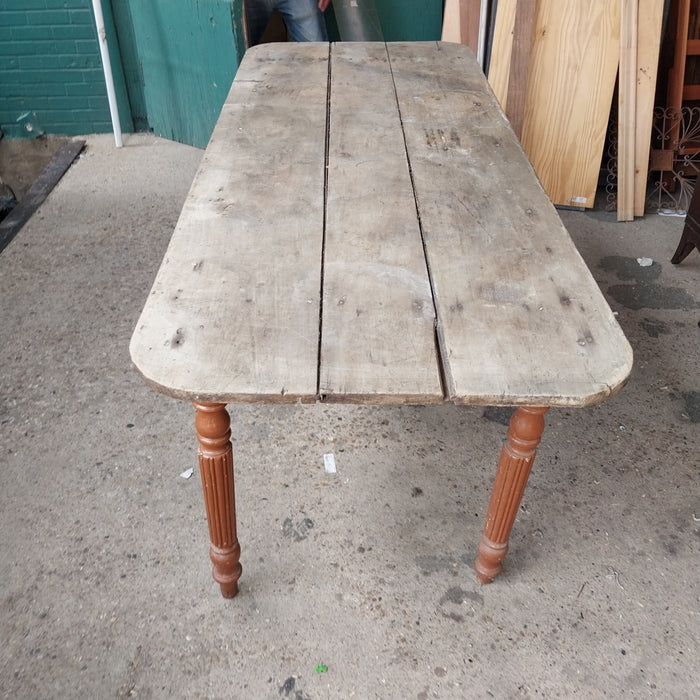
left=486, top=0, right=663, bottom=219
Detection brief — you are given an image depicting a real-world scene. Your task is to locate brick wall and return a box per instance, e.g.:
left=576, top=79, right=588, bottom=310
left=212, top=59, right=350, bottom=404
left=0, top=0, right=111, bottom=138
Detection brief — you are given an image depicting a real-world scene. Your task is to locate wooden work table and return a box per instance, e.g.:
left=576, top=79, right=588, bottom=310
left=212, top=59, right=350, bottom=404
left=130, top=41, right=632, bottom=598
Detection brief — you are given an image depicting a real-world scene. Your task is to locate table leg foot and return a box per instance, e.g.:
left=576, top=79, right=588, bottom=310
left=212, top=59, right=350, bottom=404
left=474, top=406, right=549, bottom=584
left=194, top=402, right=242, bottom=598
left=475, top=537, right=507, bottom=584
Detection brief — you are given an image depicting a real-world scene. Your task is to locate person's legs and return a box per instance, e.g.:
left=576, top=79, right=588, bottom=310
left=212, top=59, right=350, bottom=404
left=244, top=0, right=276, bottom=46
left=277, top=0, right=328, bottom=41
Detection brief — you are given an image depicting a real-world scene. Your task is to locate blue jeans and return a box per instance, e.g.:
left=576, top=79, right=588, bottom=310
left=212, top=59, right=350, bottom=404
left=245, top=0, right=328, bottom=44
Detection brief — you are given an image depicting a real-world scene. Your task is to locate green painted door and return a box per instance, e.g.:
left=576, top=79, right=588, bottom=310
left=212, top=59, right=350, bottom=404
left=374, top=0, right=442, bottom=41
left=327, top=0, right=443, bottom=42
left=110, top=0, right=440, bottom=148
left=112, top=0, right=246, bottom=148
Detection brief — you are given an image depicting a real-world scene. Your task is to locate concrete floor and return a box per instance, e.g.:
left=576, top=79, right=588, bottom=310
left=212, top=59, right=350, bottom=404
left=0, top=133, right=698, bottom=699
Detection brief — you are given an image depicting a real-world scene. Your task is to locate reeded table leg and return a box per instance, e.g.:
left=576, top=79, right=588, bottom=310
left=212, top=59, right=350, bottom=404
left=475, top=406, right=549, bottom=584
left=194, top=402, right=242, bottom=598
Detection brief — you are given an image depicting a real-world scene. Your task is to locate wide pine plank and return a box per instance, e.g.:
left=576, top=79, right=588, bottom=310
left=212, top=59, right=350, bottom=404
left=387, top=42, right=632, bottom=406
left=319, top=43, right=443, bottom=403
left=519, top=1, right=620, bottom=209
left=487, top=0, right=517, bottom=111
left=130, top=44, right=329, bottom=403
left=441, top=0, right=481, bottom=55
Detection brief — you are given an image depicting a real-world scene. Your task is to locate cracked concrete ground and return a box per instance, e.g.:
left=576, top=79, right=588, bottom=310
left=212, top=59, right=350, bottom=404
left=1, top=133, right=698, bottom=699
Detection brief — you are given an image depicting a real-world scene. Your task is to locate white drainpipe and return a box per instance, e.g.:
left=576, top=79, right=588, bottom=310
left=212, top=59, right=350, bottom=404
left=477, top=0, right=489, bottom=68
left=91, top=0, right=123, bottom=147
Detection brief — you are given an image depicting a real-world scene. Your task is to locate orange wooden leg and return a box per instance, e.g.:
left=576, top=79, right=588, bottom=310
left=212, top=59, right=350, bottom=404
left=475, top=406, right=549, bottom=584
left=194, top=402, right=242, bottom=598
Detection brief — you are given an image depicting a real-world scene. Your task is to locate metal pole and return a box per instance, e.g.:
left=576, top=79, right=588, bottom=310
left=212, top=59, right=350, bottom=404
left=91, top=0, right=123, bottom=147
left=333, top=0, right=384, bottom=41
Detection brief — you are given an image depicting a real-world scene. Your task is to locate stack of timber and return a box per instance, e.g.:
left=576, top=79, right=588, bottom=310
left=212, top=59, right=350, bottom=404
left=443, top=0, right=665, bottom=221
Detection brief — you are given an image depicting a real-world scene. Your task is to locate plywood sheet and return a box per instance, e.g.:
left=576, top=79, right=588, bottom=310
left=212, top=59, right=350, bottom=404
left=441, top=0, right=462, bottom=41
left=520, top=0, right=620, bottom=209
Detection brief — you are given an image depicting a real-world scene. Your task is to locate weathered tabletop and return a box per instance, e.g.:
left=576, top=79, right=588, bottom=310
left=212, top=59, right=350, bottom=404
left=130, top=42, right=633, bottom=598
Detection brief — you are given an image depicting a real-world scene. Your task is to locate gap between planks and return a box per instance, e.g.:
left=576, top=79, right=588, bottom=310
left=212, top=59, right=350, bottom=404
left=383, top=42, right=452, bottom=401
left=316, top=42, right=333, bottom=398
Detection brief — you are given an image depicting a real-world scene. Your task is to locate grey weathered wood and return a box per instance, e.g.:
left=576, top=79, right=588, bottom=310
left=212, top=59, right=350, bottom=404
left=131, top=41, right=632, bottom=409
left=387, top=41, right=632, bottom=406
left=130, top=41, right=635, bottom=599
left=130, top=44, right=329, bottom=403
left=319, top=42, right=443, bottom=403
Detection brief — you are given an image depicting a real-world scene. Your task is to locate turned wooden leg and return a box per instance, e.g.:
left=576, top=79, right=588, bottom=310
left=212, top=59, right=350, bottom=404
left=194, top=402, right=242, bottom=598
left=474, top=405, right=549, bottom=584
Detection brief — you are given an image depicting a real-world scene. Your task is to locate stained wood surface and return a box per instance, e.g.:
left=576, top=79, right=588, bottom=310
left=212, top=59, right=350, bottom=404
left=131, top=41, right=632, bottom=407
left=441, top=0, right=481, bottom=55
left=520, top=1, right=620, bottom=209
left=669, top=0, right=691, bottom=110
left=634, top=0, right=665, bottom=217
left=487, top=0, right=517, bottom=111
left=505, top=0, right=536, bottom=139
left=618, top=0, right=638, bottom=221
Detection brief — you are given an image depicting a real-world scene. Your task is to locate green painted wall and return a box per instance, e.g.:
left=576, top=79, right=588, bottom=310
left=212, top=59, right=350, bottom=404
left=119, top=0, right=246, bottom=148
left=375, top=0, right=442, bottom=41
left=327, top=0, right=442, bottom=42
left=0, top=0, right=440, bottom=144
left=0, top=0, right=132, bottom=139
left=0, top=0, right=245, bottom=145
left=122, top=0, right=439, bottom=148
left=110, top=0, right=148, bottom=131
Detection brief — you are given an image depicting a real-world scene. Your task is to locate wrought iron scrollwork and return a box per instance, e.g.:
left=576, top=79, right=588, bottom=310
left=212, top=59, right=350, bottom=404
left=646, top=105, right=700, bottom=213
left=606, top=105, right=700, bottom=214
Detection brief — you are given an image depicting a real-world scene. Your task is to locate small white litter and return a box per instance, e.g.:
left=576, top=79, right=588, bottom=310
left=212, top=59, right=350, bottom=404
left=180, top=467, right=194, bottom=479
left=606, top=566, right=625, bottom=589
left=636, top=257, right=653, bottom=267
left=658, top=208, right=686, bottom=217
left=323, top=453, right=336, bottom=474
